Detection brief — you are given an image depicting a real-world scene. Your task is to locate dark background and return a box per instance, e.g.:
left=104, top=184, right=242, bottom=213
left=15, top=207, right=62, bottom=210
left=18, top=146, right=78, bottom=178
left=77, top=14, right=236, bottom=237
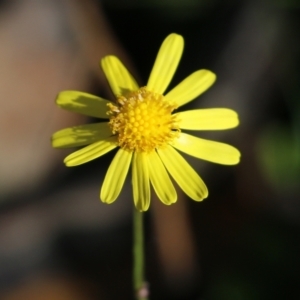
left=0, top=0, right=299, bottom=299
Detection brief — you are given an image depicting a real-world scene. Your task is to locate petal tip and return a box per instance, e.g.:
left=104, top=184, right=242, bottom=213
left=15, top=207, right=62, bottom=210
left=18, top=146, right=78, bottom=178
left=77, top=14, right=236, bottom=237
left=64, top=160, right=73, bottom=167
left=195, top=184, right=209, bottom=201
left=198, top=191, right=209, bottom=202
left=169, top=33, right=184, bottom=43
left=202, top=69, right=217, bottom=84
left=100, top=55, right=117, bottom=66
left=100, top=189, right=117, bottom=205
left=135, top=202, right=150, bottom=212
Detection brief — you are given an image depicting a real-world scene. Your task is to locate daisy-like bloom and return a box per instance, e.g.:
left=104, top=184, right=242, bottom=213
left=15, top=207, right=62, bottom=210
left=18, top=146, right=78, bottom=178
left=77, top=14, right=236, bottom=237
left=52, top=33, right=240, bottom=211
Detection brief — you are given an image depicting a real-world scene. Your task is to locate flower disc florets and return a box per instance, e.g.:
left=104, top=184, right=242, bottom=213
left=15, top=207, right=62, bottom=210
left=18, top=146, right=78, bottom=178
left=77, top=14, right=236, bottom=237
left=107, top=87, right=180, bottom=152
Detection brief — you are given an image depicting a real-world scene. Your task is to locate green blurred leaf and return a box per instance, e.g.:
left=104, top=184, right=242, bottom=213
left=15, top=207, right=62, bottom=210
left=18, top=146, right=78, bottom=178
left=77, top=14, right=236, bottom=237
left=256, top=122, right=300, bottom=191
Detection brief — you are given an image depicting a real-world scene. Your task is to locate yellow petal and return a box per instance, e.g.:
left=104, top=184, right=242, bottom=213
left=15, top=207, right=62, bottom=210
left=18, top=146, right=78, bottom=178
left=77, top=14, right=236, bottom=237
left=64, top=136, right=117, bottom=166
left=132, top=152, right=150, bottom=212
left=100, top=149, right=132, bottom=204
left=101, top=56, right=139, bottom=97
left=165, top=70, right=216, bottom=107
left=157, top=145, right=208, bottom=201
left=52, top=123, right=111, bottom=148
left=148, top=151, right=177, bottom=205
left=56, top=91, right=110, bottom=118
left=171, top=133, right=241, bottom=165
left=176, top=108, right=239, bottom=130
left=147, top=34, right=184, bottom=94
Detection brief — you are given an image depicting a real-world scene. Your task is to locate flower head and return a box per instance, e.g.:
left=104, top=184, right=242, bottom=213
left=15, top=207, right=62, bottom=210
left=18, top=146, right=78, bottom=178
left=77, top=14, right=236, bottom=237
left=52, top=33, right=240, bottom=211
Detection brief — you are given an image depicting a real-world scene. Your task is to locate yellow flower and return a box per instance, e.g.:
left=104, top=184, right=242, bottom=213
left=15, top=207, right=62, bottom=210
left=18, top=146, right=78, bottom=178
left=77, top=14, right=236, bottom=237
left=52, top=33, right=240, bottom=211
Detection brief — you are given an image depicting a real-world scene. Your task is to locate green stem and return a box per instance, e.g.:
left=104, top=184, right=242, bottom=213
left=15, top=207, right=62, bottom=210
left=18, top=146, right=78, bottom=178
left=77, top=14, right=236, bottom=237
left=133, top=208, right=148, bottom=300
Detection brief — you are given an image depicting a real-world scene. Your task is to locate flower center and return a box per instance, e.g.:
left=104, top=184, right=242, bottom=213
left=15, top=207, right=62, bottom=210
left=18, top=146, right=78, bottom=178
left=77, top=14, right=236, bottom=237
left=107, top=87, right=180, bottom=152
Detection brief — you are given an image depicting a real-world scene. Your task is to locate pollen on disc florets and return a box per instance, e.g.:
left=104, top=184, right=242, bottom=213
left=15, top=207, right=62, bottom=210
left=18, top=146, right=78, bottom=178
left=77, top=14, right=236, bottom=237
left=107, top=87, right=180, bottom=152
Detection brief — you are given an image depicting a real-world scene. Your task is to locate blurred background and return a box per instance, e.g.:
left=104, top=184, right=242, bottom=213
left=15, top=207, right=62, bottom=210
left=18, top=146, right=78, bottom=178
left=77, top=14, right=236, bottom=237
left=0, top=0, right=300, bottom=299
